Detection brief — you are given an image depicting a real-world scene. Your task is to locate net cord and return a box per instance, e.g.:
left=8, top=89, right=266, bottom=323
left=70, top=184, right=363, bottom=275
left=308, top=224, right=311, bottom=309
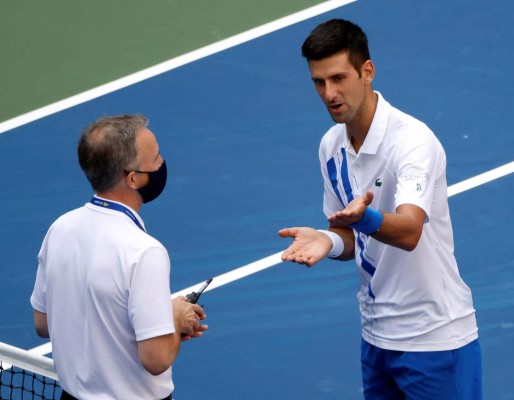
left=0, top=341, right=57, bottom=381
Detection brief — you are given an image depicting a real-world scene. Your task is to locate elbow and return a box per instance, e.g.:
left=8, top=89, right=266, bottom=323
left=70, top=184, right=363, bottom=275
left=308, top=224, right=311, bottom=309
left=400, top=242, right=417, bottom=252
left=139, top=333, right=180, bottom=375
left=143, top=357, right=174, bottom=376
left=33, top=311, right=50, bottom=338
left=398, top=232, right=422, bottom=252
left=141, top=349, right=178, bottom=375
left=35, top=327, right=50, bottom=338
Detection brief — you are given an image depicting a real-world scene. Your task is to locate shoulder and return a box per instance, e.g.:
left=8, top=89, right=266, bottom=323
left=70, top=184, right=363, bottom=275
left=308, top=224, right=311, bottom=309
left=138, top=234, right=167, bottom=254
left=46, top=206, right=88, bottom=233
left=389, top=106, right=434, bottom=139
left=385, top=106, right=444, bottom=157
left=121, top=227, right=168, bottom=258
left=382, top=105, right=447, bottom=178
left=319, top=124, right=346, bottom=161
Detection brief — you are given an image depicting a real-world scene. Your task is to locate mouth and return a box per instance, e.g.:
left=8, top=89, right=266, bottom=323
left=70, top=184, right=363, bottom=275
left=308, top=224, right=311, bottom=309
left=328, top=102, right=344, bottom=112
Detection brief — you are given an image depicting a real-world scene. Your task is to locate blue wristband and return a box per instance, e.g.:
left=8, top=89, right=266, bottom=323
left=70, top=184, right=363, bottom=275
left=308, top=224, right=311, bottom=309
left=349, top=207, right=383, bottom=235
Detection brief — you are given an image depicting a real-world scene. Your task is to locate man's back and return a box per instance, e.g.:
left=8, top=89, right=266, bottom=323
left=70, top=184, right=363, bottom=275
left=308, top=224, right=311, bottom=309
left=32, top=199, right=175, bottom=399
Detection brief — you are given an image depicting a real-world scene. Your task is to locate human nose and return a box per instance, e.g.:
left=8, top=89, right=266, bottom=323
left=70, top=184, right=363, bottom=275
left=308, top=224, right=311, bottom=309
left=324, top=81, right=338, bottom=102
left=157, top=154, right=164, bottom=167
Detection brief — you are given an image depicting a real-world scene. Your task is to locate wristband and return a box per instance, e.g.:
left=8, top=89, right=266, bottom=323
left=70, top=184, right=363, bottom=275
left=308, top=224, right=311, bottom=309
left=349, top=207, right=383, bottom=235
left=317, top=229, right=345, bottom=258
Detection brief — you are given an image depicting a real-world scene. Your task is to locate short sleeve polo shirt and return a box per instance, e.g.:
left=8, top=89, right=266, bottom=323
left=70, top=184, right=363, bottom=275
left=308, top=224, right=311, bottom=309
left=319, top=92, right=478, bottom=351
left=31, top=197, right=175, bottom=399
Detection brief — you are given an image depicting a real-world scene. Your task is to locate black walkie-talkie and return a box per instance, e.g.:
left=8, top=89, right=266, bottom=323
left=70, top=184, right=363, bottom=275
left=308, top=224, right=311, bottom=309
left=185, top=278, right=213, bottom=306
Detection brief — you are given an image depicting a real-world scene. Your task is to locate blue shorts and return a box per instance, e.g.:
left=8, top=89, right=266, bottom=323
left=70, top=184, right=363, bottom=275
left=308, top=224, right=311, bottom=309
left=361, top=338, right=482, bottom=400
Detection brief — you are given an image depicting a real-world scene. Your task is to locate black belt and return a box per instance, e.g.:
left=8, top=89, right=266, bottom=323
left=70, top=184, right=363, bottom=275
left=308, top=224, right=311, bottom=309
left=61, top=389, right=172, bottom=399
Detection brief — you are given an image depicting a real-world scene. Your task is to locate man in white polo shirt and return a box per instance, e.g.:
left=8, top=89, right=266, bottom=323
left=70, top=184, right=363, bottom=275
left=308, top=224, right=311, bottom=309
left=31, top=114, right=207, bottom=400
left=279, top=19, right=481, bottom=399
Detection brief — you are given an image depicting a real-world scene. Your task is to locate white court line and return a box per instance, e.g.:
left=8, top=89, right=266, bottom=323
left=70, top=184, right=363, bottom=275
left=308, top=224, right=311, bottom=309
left=0, top=0, right=356, bottom=135
left=21, top=0, right=357, bottom=357
left=447, top=161, right=514, bottom=197
left=171, top=251, right=285, bottom=298
left=28, top=160, right=514, bottom=356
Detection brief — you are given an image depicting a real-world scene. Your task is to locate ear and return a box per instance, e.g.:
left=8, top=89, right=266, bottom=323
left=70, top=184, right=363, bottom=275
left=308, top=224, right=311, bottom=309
left=124, top=171, right=140, bottom=190
left=361, top=60, right=375, bottom=84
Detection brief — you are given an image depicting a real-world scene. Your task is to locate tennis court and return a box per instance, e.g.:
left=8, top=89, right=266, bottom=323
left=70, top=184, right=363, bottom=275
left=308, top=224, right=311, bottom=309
left=1, top=0, right=513, bottom=399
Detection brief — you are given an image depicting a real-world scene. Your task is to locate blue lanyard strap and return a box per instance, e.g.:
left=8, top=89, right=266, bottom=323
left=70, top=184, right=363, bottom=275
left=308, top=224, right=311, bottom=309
left=90, top=197, right=146, bottom=232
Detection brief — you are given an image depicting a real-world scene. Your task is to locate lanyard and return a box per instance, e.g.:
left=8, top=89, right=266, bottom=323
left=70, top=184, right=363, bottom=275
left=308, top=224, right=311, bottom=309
left=90, top=197, right=146, bottom=232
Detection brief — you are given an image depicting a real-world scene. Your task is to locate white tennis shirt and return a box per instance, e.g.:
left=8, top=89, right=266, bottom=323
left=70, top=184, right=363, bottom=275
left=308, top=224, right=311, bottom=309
left=320, top=92, right=478, bottom=351
left=31, top=197, right=175, bottom=399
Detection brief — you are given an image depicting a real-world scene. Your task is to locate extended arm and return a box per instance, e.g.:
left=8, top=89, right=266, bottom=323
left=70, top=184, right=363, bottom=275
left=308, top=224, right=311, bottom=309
left=328, top=190, right=425, bottom=251
left=278, top=224, right=355, bottom=267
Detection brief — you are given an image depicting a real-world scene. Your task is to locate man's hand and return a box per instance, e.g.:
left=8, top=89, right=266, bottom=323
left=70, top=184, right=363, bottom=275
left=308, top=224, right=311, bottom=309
left=327, top=189, right=427, bottom=251
left=278, top=227, right=333, bottom=267
left=327, top=190, right=374, bottom=226
left=172, top=297, right=208, bottom=341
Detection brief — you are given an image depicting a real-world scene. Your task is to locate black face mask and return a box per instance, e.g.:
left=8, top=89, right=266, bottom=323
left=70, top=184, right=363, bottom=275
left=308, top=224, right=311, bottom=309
left=137, top=160, right=168, bottom=204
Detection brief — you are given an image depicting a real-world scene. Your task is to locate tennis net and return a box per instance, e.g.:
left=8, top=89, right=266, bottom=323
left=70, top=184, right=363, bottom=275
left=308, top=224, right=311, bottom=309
left=0, top=341, right=61, bottom=400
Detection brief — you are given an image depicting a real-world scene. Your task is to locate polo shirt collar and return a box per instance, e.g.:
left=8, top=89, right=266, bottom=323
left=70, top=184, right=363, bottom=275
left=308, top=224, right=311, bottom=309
left=356, top=91, right=391, bottom=155
left=88, top=195, right=146, bottom=232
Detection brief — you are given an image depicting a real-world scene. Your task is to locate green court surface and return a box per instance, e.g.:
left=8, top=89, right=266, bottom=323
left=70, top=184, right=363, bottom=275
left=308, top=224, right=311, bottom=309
left=0, top=0, right=329, bottom=123
left=2, top=1, right=513, bottom=398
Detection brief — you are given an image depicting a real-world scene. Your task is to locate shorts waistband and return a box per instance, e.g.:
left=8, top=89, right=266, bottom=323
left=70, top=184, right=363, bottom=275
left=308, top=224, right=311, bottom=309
left=61, top=389, right=172, bottom=400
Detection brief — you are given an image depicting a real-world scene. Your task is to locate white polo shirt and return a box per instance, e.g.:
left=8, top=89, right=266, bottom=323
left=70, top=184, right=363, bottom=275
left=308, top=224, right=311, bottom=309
left=31, top=197, right=175, bottom=399
left=319, top=92, right=478, bottom=351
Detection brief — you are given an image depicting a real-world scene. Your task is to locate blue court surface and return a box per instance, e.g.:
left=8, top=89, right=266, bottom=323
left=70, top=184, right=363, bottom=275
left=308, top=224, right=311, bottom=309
left=1, top=0, right=513, bottom=399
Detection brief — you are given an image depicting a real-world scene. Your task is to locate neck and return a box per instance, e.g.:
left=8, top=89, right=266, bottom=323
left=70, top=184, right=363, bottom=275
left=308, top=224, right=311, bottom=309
left=347, top=91, right=378, bottom=153
left=96, top=190, right=142, bottom=212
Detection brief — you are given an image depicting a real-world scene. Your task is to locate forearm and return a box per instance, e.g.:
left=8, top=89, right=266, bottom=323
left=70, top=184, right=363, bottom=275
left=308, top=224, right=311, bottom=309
left=327, top=191, right=426, bottom=252
left=371, top=213, right=422, bottom=251
left=138, top=333, right=181, bottom=375
left=370, top=207, right=424, bottom=251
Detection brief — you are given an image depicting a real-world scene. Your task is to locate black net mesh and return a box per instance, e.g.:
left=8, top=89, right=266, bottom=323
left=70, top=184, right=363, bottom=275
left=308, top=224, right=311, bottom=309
left=0, top=352, right=61, bottom=400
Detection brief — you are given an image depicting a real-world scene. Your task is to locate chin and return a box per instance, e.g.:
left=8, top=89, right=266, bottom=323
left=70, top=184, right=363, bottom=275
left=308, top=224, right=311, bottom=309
left=329, top=114, right=348, bottom=124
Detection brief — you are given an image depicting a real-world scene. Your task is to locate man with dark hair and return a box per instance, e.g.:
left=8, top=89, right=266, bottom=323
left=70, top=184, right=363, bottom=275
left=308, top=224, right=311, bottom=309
left=31, top=114, right=207, bottom=399
left=279, top=19, right=481, bottom=399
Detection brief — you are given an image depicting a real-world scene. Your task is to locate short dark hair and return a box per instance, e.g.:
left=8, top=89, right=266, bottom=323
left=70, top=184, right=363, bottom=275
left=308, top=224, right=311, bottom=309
left=77, top=114, right=148, bottom=193
left=301, top=19, right=370, bottom=74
